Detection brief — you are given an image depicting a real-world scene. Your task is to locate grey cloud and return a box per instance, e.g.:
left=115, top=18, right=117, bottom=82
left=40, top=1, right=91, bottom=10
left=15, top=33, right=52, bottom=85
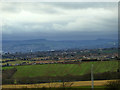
left=3, top=29, right=117, bottom=41
left=1, top=2, right=117, bottom=14
left=43, top=2, right=117, bottom=9
left=1, top=3, right=22, bottom=13
left=1, top=2, right=118, bottom=41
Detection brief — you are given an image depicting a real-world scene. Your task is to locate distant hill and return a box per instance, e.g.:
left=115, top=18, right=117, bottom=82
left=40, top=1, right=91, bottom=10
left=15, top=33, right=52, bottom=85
left=2, top=39, right=118, bottom=53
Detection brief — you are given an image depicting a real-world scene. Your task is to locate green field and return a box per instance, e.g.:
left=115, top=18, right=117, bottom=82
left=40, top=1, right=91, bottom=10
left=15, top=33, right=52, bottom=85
left=2, top=61, right=118, bottom=78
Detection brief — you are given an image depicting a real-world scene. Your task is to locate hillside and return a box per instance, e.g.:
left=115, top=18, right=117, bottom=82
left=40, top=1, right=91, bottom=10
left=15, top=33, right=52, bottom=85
left=2, top=39, right=117, bottom=53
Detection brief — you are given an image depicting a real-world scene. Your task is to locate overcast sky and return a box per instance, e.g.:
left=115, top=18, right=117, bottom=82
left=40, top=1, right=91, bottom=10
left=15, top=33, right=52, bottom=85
left=0, top=2, right=118, bottom=41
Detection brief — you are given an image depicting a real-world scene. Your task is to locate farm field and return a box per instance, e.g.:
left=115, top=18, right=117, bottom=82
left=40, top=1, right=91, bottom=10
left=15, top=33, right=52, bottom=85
left=2, top=80, right=115, bottom=88
left=2, top=59, right=33, bottom=66
left=3, top=61, right=118, bottom=78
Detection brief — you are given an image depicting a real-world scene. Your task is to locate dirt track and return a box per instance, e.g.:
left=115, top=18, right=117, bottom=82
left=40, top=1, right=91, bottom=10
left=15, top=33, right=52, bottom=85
left=2, top=80, right=116, bottom=88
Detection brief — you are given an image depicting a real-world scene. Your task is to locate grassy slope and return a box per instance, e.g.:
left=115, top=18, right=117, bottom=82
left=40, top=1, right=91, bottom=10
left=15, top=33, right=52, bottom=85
left=5, top=61, right=117, bottom=78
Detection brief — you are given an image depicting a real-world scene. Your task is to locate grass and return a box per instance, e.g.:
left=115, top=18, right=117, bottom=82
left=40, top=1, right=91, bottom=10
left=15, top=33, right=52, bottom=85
left=2, top=66, right=14, bottom=70
left=3, top=60, right=117, bottom=78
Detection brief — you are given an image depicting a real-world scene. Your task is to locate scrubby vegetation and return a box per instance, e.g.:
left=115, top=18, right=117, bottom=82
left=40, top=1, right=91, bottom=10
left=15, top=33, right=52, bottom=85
left=105, top=80, right=120, bottom=90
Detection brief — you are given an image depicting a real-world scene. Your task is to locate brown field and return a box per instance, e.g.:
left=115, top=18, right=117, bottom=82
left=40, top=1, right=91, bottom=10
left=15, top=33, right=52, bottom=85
left=2, top=80, right=115, bottom=88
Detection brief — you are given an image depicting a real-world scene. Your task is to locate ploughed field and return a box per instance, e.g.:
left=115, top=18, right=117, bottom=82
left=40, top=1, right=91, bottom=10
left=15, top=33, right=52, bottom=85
left=3, top=61, right=118, bottom=78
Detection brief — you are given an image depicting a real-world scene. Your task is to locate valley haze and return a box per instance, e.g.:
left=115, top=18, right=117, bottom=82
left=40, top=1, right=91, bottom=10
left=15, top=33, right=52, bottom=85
left=2, top=39, right=118, bottom=53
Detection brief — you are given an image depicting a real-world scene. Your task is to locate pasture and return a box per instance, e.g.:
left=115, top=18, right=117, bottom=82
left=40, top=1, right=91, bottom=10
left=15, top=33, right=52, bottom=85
left=2, top=61, right=118, bottom=78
